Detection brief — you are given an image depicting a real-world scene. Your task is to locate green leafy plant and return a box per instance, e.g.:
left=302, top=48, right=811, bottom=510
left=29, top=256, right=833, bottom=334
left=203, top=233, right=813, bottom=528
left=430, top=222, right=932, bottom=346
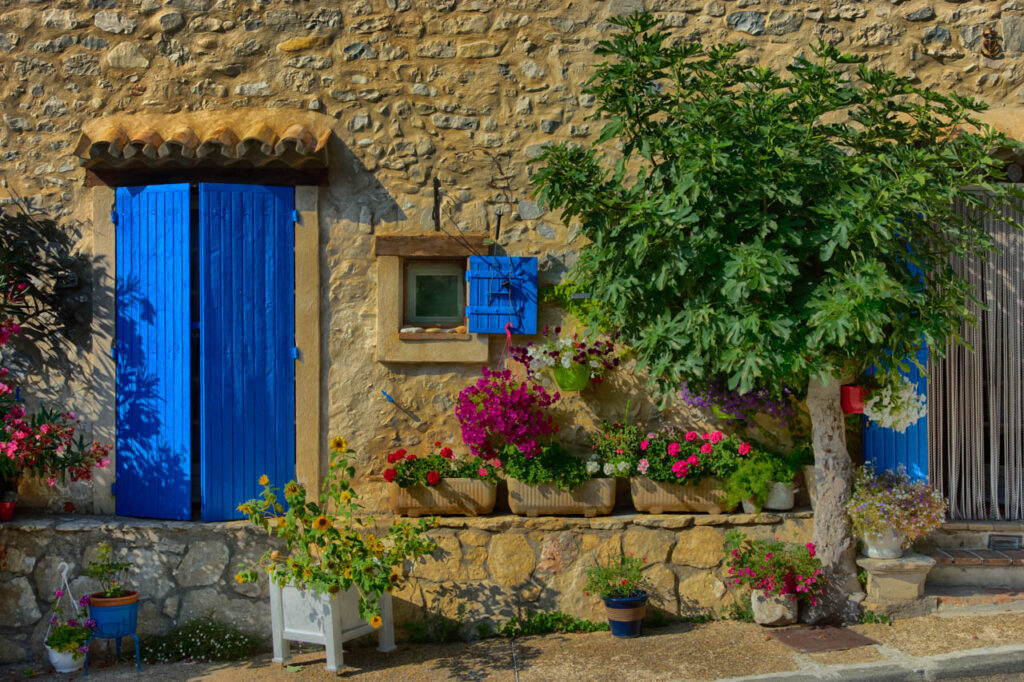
left=44, top=590, right=93, bottom=660
left=584, top=553, right=648, bottom=599
left=590, top=421, right=645, bottom=476
left=531, top=11, right=1024, bottom=616
left=84, top=542, right=134, bottom=598
left=723, top=453, right=796, bottom=511
left=721, top=600, right=754, bottom=623
left=859, top=609, right=893, bottom=626
left=847, top=466, right=947, bottom=545
left=497, top=611, right=608, bottom=637
left=136, top=617, right=263, bottom=663
left=502, top=441, right=595, bottom=490
left=724, top=531, right=825, bottom=606
left=236, top=436, right=437, bottom=623
left=382, top=443, right=501, bottom=488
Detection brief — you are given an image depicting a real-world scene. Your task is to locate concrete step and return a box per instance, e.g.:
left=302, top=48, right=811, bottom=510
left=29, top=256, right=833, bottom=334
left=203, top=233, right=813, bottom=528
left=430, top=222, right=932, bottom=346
left=927, top=585, right=1024, bottom=616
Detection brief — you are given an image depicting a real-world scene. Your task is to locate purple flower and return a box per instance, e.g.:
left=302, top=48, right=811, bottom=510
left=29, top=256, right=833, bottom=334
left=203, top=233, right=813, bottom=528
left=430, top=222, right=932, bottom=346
left=79, top=595, right=90, bottom=607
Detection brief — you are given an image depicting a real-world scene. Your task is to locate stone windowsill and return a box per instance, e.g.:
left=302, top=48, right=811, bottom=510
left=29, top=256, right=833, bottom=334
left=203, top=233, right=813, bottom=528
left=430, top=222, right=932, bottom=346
left=397, top=332, right=472, bottom=341
left=0, top=510, right=814, bottom=533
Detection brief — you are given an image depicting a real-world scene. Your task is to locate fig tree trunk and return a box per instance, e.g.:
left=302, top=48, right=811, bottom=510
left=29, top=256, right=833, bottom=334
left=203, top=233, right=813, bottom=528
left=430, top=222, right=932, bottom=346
left=804, top=373, right=861, bottom=624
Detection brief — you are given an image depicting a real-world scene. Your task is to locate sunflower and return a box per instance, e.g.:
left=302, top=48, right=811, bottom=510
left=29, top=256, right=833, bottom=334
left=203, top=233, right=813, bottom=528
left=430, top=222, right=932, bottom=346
left=330, top=436, right=347, bottom=451
left=313, top=515, right=331, bottom=532
left=259, top=474, right=269, bottom=486
left=340, top=490, right=352, bottom=504
left=284, top=482, right=300, bottom=496
left=344, top=567, right=353, bottom=579
left=370, top=615, right=382, bottom=629
left=233, top=573, right=245, bottom=584
left=237, top=503, right=251, bottom=515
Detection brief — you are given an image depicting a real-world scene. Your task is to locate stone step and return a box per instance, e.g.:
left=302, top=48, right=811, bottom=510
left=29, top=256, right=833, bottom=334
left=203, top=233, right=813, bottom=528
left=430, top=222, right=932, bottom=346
left=921, top=547, right=1024, bottom=567
left=926, top=585, right=1024, bottom=616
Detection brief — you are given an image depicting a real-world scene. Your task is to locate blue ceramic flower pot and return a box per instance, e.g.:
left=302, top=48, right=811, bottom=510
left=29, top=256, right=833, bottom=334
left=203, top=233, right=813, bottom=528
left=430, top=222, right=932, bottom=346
left=88, top=592, right=139, bottom=638
left=602, top=591, right=648, bottom=638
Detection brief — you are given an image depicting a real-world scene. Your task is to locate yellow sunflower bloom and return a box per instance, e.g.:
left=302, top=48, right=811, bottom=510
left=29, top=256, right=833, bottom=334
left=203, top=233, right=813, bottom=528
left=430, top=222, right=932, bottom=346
left=234, top=573, right=244, bottom=584
left=284, top=482, right=300, bottom=496
left=313, top=515, right=331, bottom=532
left=370, top=615, right=382, bottom=629
left=259, top=474, right=269, bottom=486
left=330, top=436, right=347, bottom=451
left=340, top=490, right=352, bottom=504
left=344, top=567, right=353, bottom=579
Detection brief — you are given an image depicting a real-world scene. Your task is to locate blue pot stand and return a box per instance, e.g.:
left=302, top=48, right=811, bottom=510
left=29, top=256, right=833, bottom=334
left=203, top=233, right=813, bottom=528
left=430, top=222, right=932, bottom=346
left=84, top=596, right=141, bottom=675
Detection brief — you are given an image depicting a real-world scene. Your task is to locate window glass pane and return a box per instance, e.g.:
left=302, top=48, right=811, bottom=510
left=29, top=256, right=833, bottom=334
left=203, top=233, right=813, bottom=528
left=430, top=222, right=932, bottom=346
left=415, top=274, right=460, bottom=318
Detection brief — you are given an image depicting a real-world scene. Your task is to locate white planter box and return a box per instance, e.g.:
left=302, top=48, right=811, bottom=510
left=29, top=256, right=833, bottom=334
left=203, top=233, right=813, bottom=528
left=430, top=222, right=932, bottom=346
left=269, top=582, right=396, bottom=672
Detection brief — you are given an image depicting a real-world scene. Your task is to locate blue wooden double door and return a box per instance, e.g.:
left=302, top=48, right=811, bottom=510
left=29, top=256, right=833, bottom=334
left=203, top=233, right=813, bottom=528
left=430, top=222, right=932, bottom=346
left=114, top=184, right=296, bottom=521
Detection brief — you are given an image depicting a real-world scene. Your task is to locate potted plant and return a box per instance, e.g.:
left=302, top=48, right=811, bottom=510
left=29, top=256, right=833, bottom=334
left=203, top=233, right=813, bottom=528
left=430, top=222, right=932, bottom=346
left=504, top=442, right=614, bottom=517
left=862, top=373, right=927, bottom=433
left=236, top=436, right=436, bottom=673
left=43, top=588, right=94, bottom=673
left=840, top=385, right=869, bottom=414
left=724, top=531, right=825, bottom=626
left=601, top=427, right=745, bottom=513
left=385, top=442, right=501, bottom=517
left=584, top=553, right=649, bottom=638
left=847, top=466, right=947, bottom=559
left=723, top=452, right=797, bottom=513
left=0, top=456, right=16, bottom=522
left=83, top=542, right=138, bottom=642
left=510, top=325, right=620, bottom=391
left=455, top=367, right=559, bottom=462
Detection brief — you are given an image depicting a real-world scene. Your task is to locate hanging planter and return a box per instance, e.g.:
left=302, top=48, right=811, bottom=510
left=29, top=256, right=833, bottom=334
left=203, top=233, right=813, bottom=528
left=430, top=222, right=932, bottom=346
left=840, top=385, right=868, bottom=414
left=552, top=361, right=592, bottom=391
left=45, top=645, right=85, bottom=674
left=0, top=500, right=14, bottom=522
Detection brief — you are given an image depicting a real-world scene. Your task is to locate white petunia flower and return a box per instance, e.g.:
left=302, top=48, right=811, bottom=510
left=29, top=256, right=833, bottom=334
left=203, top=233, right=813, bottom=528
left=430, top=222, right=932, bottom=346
left=561, top=356, right=572, bottom=368
left=586, top=461, right=600, bottom=474
left=602, top=462, right=615, bottom=476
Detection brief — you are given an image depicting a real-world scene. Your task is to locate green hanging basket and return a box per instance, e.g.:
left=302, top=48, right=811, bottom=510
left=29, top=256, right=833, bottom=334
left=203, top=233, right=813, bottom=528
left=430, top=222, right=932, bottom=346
left=552, top=362, right=592, bottom=391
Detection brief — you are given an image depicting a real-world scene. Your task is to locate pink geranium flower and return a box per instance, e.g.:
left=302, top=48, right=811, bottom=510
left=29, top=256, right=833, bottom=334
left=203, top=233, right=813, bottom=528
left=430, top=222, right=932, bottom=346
left=684, top=431, right=698, bottom=441
left=640, top=440, right=649, bottom=451
left=700, top=443, right=713, bottom=454
left=667, top=442, right=681, bottom=457
left=738, top=442, right=752, bottom=456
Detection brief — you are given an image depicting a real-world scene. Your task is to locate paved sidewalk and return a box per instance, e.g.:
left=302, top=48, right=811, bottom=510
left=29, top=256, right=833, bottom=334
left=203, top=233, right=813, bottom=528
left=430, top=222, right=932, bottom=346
left=7, top=612, right=1024, bottom=681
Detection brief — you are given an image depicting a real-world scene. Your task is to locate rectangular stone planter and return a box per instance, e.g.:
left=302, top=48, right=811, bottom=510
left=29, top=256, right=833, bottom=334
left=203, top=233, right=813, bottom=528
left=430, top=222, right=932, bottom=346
left=389, top=479, right=497, bottom=517
left=630, top=477, right=735, bottom=514
left=270, top=582, right=395, bottom=672
left=507, top=478, right=615, bottom=517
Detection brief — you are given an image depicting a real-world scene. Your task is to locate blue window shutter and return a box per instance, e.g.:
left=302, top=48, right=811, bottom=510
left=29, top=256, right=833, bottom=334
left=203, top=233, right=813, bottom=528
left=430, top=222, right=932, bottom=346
left=198, top=184, right=296, bottom=521
left=465, top=256, right=538, bottom=334
left=863, top=344, right=928, bottom=480
left=115, top=184, right=192, bottom=520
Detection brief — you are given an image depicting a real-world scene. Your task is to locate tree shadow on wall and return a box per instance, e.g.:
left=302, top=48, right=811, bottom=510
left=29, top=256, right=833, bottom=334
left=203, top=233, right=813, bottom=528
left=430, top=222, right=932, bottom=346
left=0, top=201, right=97, bottom=386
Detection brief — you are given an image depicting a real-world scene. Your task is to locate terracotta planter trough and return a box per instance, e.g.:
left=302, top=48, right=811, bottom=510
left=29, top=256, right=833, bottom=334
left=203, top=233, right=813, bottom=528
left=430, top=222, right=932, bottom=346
left=507, top=478, right=615, bottom=517
left=389, top=479, right=497, bottom=517
left=630, top=477, right=735, bottom=514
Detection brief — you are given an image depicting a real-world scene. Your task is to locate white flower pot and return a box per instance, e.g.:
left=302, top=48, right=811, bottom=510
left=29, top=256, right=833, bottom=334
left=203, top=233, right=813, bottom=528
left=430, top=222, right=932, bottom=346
left=763, top=482, right=795, bottom=511
left=270, top=582, right=396, bottom=672
left=863, top=531, right=905, bottom=559
left=750, top=589, right=798, bottom=626
left=46, top=645, right=84, bottom=674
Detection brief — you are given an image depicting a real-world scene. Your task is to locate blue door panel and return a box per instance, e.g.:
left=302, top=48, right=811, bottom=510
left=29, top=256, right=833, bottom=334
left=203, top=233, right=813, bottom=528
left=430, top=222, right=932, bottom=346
left=863, top=345, right=928, bottom=480
left=199, top=184, right=295, bottom=521
left=115, top=184, right=192, bottom=520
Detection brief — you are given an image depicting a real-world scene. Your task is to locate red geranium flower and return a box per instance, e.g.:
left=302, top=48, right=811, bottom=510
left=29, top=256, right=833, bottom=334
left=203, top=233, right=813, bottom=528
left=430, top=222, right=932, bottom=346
left=426, top=470, right=440, bottom=486
left=440, top=447, right=453, bottom=459
left=383, top=468, right=397, bottom=482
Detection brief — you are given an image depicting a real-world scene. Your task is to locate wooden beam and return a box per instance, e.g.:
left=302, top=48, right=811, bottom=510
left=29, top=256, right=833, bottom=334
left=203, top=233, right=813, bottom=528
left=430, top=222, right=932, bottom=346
left=374, top=234, right=488, bottom=257
left=85, top=166, right=328, bottom=188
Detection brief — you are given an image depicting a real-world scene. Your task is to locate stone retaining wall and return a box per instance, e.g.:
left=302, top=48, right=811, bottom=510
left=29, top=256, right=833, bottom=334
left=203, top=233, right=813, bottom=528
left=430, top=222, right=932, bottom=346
left=0, top=511, right=812, bottom=664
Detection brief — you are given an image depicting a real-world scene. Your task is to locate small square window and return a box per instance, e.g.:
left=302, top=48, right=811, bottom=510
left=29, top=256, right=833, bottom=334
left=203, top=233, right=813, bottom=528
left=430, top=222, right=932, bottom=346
left=404, top=260, right=466, bottom=327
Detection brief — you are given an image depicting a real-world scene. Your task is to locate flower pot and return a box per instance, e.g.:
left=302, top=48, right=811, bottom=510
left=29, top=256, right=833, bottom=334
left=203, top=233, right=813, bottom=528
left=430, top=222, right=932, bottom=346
left=389, top=479, right=497, bottom=517
left=0, top=500, right=13, bottom=522
left=507, top=478, right=615, bottom=517
left=750, top=589, right=798, bottom=626
left=803, top=465, right=817, bottom=510
left=603, top=592, right=648, bottom=638
left=88, top=591, right=139, bottom=638
left=629, top=477, right=736, bottom=514
left=46, top=645, right=85, bottom=673
left=763, top=482, right=795, bottom=511
left=270, top=582, right=395, bottom=672
left=552, top=362, right=591, bottom=391
left=862, top=531, right=904, bottom=559
left=841, top=385, right=868, bottom=414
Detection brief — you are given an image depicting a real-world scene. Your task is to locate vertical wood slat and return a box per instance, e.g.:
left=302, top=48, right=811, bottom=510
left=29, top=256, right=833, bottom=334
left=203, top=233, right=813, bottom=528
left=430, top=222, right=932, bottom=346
left=863, top=345, right=929, bottom=481
left=199, top=183, right=295, bottom=521
left=115, top=184, right=192, bottom=520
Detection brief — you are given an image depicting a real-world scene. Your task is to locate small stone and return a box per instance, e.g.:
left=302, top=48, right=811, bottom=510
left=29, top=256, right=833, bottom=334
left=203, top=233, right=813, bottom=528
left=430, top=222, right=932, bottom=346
left=518, top=200, right=544, bottom=220
left=107, top=42, right=149, bottom=68
left=350, top=112, right=371, bottom=131
left=234, top=82, right=271, bottom=97
left=94, top=11, right=136, bottom=34
left=609, top=0, right=645, bottom=15
left=1004, top=15, right=1024, bottom=52
left=432, top=113, right=479, bottom=130
left=277, top=36, right=331, bottom=52
left=923, top=25, right=951, bottom=46
left=623, top=527, right=675, bottom=563
left=43, top=9, right=81, bottom=30
left=0, top=577, right=41, bottom=627
left=417, top=41, right=456, bottom=58
left=343, top=41, right=377, bottom=61
left=515, top=96, right=532, bottom=114
left=34, top=36, right=77, bottom=53
left=82, top=36, right=110, bottom=50
left=458, top=41, right=503, bottom=58
left=727, top=11, right=765, bottom=36
left=537, top=223, right=556, bottom=240
left=42, top=96, right=67, bottom=116
left=0, top=33, right=17, bottom=52
left=767, top=10, right=802, bottom=35
left=905, top=7, right=935, bottom=22
left=286, top=55, right=333, bottom=69
left=540, top=119, right=560, bottom=133
left=671, top=526, right=725, bottom=568
left=264, top=9, right=300, bottom=29
left=175, top=540, right=229, bottom=587
left=851, top=23, right=902, bottom=47
left=520, top=59, right=545, bottom=79
left=750, top=590, right=798, bottom=626
left=705, top=1, right=725, bottom=17
left=158, top=11, right=185, bottom=33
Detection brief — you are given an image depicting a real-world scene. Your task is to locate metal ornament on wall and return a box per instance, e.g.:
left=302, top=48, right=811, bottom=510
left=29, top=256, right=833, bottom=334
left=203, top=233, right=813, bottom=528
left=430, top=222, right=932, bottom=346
left=983, top=27, right=1003, bottom=59
left=1007, top=163, right=1023, bottom=183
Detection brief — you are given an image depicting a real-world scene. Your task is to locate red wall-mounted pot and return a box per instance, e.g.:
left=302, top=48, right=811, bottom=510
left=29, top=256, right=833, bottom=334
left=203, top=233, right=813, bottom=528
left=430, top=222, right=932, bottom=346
left=840, top=385, right=868, bottom=414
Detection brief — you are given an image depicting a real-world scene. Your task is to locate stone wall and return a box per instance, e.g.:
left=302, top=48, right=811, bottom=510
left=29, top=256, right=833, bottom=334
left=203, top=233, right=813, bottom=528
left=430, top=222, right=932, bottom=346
left=0, top=510, right=812, bottom=664
left=2, top=0, right=1016, bottom=512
